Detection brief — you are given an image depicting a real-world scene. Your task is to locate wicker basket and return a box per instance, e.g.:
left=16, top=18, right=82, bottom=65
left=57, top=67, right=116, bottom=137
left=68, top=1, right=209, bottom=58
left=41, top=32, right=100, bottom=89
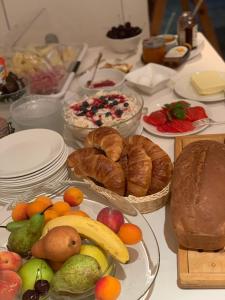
left=83, top=178, right=170, bottom=214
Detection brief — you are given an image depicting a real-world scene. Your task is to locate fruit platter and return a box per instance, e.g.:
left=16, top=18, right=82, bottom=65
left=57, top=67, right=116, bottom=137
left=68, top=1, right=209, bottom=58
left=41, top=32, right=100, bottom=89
left=0, top=186, right=159, bottom=300
left=143, top=98, right=210, bottom=137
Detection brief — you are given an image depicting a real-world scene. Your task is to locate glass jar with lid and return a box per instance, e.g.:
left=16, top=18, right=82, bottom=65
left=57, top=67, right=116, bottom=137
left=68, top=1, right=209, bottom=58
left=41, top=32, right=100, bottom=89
left=177, top=11, right=198, bottom=49
left=142, top=37, right=166, bottom=64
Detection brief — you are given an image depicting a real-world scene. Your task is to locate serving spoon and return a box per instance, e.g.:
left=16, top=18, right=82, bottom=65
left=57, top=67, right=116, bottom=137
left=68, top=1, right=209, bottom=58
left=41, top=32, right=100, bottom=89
left=87, top=52, right=103, bottom=87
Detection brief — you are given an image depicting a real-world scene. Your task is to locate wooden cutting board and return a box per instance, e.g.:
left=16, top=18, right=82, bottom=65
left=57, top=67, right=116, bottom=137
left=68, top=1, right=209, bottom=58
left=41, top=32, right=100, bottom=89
left=175, top=133, right=225, bottom=288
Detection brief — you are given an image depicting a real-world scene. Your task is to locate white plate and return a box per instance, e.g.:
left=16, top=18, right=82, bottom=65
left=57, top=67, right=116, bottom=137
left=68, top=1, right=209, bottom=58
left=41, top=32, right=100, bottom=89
left=0, top=145, right=68, bottom=186
left=0, top=129, right=65, bottom=178
left=0, top=196, right=159, bottom=300
left=142, top=97, right=210, bottom=138
left=174, top=72, right=225, bottom=102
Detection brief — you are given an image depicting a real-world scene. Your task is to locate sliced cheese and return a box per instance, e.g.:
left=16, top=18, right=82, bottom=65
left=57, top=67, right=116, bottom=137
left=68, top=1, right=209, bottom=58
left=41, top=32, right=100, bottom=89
left=191, top=71, right=225, bottom=95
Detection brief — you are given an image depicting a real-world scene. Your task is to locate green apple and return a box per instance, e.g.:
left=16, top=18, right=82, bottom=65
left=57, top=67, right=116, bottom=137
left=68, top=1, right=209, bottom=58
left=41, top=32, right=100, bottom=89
left=18, top=258, right=54, bottom=292
left=80, top=244, right=109, bottom=273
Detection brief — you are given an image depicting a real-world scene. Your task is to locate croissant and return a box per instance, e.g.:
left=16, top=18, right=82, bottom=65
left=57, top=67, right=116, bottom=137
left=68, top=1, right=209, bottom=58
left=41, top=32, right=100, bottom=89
left=127, top=145, right=152, bottom=197
left=67, top=148, right=101, bottom=172
left=127, top=135, right=173, bottom=194
left=68, top=150, right=125, bottom=196
left=85, top=126, right=124, bottom=162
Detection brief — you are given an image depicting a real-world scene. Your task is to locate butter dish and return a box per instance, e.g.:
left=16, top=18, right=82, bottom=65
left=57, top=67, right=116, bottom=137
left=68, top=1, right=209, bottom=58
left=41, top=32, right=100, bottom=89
left=125, top=63, right=176, bottom=94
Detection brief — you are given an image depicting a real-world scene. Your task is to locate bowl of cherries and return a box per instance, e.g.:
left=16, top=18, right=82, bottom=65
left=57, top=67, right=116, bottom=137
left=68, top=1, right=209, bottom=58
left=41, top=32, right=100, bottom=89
left=106, top=22, right=142, bottom=53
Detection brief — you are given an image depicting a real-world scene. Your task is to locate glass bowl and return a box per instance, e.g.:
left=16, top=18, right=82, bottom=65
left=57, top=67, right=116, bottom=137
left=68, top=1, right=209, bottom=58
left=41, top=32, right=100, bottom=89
left=10, top=95, right=64, bottom=134
left=63, top=86, right=144, bottom=144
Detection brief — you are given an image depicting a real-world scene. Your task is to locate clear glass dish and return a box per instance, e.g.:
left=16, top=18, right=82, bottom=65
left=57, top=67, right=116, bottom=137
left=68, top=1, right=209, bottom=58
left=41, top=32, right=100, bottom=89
left=0, top=186, right=160, bottom=300
left=63, top=85, right=144, bottom=144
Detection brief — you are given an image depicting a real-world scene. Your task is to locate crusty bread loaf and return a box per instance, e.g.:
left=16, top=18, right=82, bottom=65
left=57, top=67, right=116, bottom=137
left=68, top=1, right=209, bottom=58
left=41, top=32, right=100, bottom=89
left=170, top=140, right=225, bottom=251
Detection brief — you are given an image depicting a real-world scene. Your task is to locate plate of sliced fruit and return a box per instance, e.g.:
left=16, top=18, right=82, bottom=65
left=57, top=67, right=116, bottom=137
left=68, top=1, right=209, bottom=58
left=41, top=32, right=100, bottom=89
left=143, top=97, right=210, bottom=137
left=0, top=186, right=159, bottom=300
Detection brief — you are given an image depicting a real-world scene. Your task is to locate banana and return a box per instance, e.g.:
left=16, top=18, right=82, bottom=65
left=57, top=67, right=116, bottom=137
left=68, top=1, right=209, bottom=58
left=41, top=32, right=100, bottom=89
left=42, top=215, right=129, bottom=264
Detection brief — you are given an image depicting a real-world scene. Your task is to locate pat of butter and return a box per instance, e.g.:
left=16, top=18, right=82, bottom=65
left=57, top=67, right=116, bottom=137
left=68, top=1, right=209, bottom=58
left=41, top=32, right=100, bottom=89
left=191, top=71, right=225, bottom=95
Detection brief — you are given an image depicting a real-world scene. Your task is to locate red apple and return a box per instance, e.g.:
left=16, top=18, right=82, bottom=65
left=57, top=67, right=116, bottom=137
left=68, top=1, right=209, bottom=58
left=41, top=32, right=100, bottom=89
left=97, top=207, right=124, bottom=233
left=0, top=270, right=22, bottom=300
left=0, top=251, right=22, bottom=271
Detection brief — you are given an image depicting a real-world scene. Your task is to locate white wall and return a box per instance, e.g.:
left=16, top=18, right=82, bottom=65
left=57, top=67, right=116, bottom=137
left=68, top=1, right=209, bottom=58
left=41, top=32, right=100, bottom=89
left=0, top=0, right=149, bottom=47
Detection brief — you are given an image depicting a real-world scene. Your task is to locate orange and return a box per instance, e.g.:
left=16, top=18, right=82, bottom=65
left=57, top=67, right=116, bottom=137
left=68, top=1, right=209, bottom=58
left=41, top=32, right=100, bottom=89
left=95, top=275, right=121, bottom=300
left=12, top=202, right=29, bottom=221
left=63, top=187, right=84, bottom=207
left=44, top=209, right=59, bottom=223
left=52, top=201, right=71, bottom=216
left=117, top=223, right=142, bottom=245
left=27, top=201, right=47, bottom=218
left=62, top=210, right=90, bottom=217
left=34, top=195, right=53, bottom=209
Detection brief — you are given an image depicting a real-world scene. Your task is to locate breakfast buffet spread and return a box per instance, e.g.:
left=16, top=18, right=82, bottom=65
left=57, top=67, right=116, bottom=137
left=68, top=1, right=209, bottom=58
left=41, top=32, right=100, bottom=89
left=1, top=14, right=225, bottom=300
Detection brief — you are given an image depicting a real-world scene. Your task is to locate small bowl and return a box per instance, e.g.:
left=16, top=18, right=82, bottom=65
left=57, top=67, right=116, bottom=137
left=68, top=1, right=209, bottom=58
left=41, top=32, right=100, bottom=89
left=63, top=86, right=144, bottom=144
left=0, top=85, right=27, bottom=103
left=106, top=31, right=142, bottom=54
left=10, top=95, right=64, bottom=134
left=78, top=68, right=125, bottom=95
left=158, top=34, right=177, bottom=51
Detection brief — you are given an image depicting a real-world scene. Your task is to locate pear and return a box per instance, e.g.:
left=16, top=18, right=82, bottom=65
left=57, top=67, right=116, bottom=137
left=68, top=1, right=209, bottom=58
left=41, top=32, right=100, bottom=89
left=31, top=226, right=81, bottom=262
left=51, top=254, right=101, bottom=293
left=7, top=213, right=45, bottom=257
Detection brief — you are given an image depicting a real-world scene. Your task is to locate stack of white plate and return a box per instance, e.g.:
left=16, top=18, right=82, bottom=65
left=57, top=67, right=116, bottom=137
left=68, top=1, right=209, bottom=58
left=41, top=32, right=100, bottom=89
left=0, top=129, right=69, bottom=203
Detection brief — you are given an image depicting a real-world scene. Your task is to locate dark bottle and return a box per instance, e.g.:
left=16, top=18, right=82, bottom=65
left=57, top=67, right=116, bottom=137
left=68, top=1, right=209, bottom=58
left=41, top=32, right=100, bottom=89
left=177, top=11, right=197, bottom=49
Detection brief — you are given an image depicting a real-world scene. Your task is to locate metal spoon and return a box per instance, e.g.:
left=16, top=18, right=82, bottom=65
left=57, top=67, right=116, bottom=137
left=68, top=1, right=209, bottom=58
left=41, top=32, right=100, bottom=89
left=87, top=52, right=103, bottom=87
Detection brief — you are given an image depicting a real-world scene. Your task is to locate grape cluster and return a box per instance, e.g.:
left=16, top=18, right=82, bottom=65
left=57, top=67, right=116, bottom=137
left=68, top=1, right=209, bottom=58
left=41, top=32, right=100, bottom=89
left=106, top=22, right=142, bottom=39
left=22, top=280, right=50, bottom=300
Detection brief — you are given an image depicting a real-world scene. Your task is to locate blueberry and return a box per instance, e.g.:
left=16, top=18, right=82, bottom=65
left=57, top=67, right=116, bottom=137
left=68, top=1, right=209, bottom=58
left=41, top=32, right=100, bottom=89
left=115, top=109, right=123, bottom=117
left=95, top=120, right=103, bottom=126
left=113, top=100, right=118, bottom=105
left=91, top=106, right=98, bottom=113
left=124, top=102, right=129, bottom=107
left=98, top=104, right=104, bottom=109
left=105, top=112, right=112, bottom=117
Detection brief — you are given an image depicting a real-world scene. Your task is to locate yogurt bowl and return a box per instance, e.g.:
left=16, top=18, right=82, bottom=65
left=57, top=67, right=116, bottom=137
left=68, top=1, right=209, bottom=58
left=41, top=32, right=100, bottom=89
left=63, top=86, right=144, bottom=144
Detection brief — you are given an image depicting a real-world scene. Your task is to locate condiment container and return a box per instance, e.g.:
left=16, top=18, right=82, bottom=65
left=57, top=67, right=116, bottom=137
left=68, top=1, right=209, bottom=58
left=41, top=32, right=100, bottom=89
left=142, top=37, right=166, bottom=64
left=177, top=11, right=198, bottom=49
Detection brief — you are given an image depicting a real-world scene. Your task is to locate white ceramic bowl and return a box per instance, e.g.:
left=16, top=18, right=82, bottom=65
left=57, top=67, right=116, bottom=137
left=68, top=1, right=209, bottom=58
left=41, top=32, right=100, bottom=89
left=78, top=68, right=125, bottom=95
left=106, top=32, right=142, bottom=53
left=125, top=63, right=176, bottom=95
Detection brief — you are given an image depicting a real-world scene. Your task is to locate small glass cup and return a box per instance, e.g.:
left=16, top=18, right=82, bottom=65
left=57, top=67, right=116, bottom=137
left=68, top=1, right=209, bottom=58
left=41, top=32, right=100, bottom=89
left=142, top=37, right=166, bottom=64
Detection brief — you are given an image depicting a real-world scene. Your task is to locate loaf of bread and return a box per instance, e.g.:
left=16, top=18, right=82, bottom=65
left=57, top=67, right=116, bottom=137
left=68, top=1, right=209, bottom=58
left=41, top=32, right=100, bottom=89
left=170, top=140, right=225, bottom=250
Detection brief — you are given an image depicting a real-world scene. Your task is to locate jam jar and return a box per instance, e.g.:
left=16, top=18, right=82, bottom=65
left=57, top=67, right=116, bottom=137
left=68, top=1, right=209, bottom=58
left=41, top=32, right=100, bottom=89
left=177, top=11, right=198, bottom=49
left=142, top=37, right=166, bottom=64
